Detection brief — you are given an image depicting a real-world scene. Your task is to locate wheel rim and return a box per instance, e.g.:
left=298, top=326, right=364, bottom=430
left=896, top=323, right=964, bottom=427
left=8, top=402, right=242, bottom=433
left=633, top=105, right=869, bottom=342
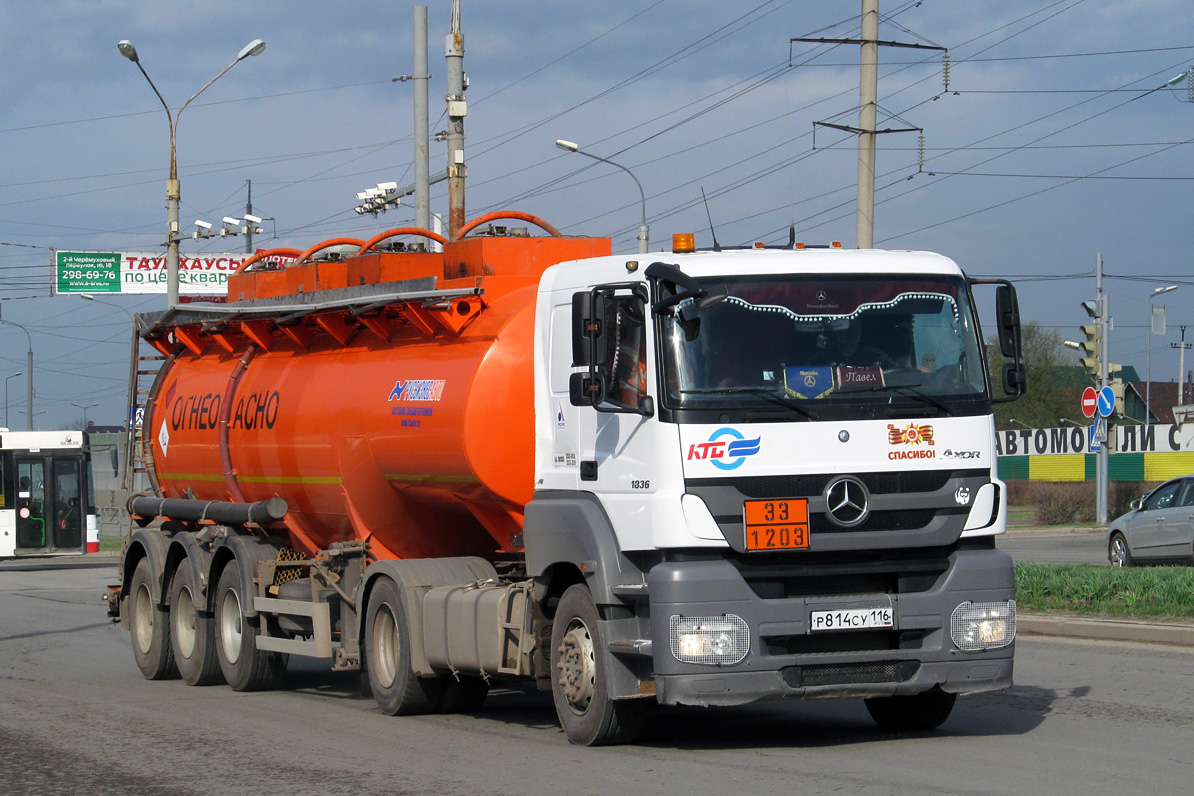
left=1110, top=537, right=1127, bottom=566
left=557, top=618, right=596, bottom=714
left=174, top=583, right=198, bottom=659
left=219, top=585, right=243, bottom=664
left=371, top=603, right=399, bottom=689
left=133, top=582, right=154, bottom=655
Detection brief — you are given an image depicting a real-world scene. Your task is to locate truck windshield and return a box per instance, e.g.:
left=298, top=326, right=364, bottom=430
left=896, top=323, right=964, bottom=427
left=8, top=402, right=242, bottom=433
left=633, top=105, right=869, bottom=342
left=659, top=274, right=989, bottom=420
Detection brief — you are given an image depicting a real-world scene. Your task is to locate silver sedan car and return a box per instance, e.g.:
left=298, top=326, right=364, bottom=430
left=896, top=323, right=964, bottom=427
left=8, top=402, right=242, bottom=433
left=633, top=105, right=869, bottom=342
left=1107, top=477, right=1194, bottom=566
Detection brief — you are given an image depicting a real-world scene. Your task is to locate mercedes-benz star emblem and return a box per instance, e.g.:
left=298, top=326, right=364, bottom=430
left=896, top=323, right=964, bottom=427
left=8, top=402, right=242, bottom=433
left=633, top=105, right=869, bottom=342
left=824, top=476, right=869, bottom=528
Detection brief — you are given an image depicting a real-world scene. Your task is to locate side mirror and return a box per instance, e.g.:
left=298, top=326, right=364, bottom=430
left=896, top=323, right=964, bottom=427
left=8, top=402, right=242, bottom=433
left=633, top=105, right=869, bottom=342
left=996, top=285, right=1021, bottom=358
left=1002, top=361, right=1026, bottom=397
left=109, top=448, right=119, bottom=477
left=569, top=370, right=607, bottom=407
left=1130, top=498, right=1142, bottom=511
left=572, top=291, right=608, bottom=366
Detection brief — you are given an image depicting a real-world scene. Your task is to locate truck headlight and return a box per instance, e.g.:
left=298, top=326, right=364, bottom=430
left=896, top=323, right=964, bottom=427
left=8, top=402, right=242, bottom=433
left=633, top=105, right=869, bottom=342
left=669, top=615, right=749, bottom=665
left=951, top=600, right=1016, bottom=651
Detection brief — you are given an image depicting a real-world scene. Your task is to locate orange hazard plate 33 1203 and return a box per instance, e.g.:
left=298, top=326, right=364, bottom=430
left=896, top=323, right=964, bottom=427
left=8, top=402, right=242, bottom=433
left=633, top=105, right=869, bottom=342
left=743, top=498, right=809, bottom=551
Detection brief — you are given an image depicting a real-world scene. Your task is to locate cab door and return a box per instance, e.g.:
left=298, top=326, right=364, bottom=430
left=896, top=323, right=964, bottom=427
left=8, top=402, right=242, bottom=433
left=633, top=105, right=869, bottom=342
left=50, top=457, right=84, bottom=551
left=13, top=455, right=84, bottom=554
left=15, top=459, right=47, bottom=551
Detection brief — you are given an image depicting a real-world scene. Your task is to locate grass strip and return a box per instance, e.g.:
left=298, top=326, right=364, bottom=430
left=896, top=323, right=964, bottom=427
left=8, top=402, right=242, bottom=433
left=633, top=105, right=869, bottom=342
left=1015, top=561, right=1194, bottom=620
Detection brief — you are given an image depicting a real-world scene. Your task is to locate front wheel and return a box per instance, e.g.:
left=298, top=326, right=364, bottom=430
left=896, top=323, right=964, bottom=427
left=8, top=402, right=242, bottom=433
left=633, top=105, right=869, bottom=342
left=128, top=557, right=178, bottom=680
left=365, top=577, right=441, bottom=715
left=214, top=563, right=287, bottom=691
left=550, top=584, right=644, bottom=746
left=864, top=688, right=957, bottom=731
left=1109, top=533, right=1133, bottom=567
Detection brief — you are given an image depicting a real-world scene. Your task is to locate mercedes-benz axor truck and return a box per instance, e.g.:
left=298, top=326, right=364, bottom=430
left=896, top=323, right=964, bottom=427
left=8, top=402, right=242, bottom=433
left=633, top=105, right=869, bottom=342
left=109, top=218, right=1025, bottom=745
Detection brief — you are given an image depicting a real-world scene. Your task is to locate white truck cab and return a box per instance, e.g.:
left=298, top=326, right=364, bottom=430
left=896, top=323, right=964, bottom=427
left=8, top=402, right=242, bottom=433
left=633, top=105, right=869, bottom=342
left=526, top=240, right=1023, bottom=740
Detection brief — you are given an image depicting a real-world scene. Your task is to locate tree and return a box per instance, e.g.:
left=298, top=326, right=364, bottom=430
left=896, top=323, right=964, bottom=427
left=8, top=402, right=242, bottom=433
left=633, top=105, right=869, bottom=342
left=988, top=322, right=1085, bottom=430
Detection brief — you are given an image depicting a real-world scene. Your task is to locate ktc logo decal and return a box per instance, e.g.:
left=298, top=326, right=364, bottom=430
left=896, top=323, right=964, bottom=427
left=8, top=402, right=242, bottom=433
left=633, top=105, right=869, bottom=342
left=687, top=427, right=761, bottom=470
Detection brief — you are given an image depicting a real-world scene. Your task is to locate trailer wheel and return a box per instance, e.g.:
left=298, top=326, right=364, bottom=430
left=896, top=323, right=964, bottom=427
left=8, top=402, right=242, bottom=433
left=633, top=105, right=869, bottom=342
left=214, top=563, right=287, bottom=691
left=437, top=675, right=489, bottom=714
left=128, top=557, right=178, bottom=680
left=170, top=565, right=224, bottom=686
left=864, top=688, right=957, bottom=731
left=550, top=584, right=644, bottom=746
left=365, top=577, right=441, bottom=715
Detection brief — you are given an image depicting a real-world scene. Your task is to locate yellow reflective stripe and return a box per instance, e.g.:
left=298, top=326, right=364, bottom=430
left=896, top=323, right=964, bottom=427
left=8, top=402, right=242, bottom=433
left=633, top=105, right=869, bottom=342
left=158, top=473, right=343, bottom=485
left=384, top=473, right=478, bottom=484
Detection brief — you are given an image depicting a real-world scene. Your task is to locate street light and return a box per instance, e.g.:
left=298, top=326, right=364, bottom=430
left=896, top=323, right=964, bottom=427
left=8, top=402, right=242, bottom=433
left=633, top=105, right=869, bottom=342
left=72, top=402, right=99, bottom=430
left=1146, top=285, right=1178, bottom=425
left=1059, top=417, right=1084, bottom=427
left=80, top=293, right=137, bottom=335
left=0, top=309, right=34, bottom=430
left=1009, top=418, right=1032, bottom=430
left=555, top=139, right=649, bottom=254
left=5, top=371, right=21, bottom=429
left=118, top=37, right=266, bottom=309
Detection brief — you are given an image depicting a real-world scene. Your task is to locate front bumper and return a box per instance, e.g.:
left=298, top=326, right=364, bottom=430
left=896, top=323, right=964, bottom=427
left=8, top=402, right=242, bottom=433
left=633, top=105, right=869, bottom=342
left=645, top=545, right=1015, bottom=707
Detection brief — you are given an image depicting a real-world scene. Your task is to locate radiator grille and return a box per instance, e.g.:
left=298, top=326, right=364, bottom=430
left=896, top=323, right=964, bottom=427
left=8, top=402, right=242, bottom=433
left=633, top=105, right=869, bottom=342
left=782, top=660, right=919, bottom=688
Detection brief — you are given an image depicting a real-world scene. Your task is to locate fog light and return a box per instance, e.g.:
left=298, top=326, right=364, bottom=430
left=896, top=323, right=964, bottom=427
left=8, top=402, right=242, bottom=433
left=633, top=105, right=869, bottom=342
left=951, top=600, right=1016, bottom=651
left=670, top=615, right=749, bottom=665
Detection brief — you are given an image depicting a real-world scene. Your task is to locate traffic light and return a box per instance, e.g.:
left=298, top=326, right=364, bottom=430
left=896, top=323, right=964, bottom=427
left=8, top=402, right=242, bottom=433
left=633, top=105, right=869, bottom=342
left=1078, top=323, right=1101, bottom=376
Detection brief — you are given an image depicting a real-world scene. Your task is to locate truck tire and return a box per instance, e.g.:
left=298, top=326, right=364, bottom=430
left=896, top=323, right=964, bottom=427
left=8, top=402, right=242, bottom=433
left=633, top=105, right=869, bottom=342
left=365, top=577, right=441, bottom=715
left=437, top=676, right=489, bottom=713
left=129, top=557, right=178, bottom=680
left=864, top=688, right=957, bottom=731
left=550, top=584, right=644, bottom=746
left=214, top=563, right=287, bottom=691
left=170, top=565, right=224, bottom=686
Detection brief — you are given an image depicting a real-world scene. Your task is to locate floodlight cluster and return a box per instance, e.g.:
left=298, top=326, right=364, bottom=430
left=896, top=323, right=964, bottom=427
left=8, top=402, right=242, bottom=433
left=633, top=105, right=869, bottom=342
left=354, top=182, right=403, bottom=216
left=187, top=213, right=263, bottom=241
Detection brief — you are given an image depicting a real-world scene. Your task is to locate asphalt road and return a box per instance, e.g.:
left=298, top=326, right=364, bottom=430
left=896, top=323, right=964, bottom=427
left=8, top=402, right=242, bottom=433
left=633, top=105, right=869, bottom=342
left=997, top=529, right=1109, bottom=565
left=2, top=557, right=1192, bottom=796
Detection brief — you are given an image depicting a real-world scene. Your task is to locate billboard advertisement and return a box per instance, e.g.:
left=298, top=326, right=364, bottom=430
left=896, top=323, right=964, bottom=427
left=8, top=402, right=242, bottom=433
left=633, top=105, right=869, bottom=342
left=53, top=251, right=290, bottom=295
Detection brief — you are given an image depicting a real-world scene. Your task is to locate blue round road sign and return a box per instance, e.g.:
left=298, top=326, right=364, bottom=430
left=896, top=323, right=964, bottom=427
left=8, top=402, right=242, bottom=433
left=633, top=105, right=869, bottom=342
left=1097, top=385, right=1115, bottom=418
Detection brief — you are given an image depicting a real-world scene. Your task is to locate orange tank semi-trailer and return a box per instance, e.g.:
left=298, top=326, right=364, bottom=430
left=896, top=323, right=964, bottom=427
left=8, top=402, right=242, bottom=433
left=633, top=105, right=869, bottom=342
left=144, top=220, right=610, bottom=562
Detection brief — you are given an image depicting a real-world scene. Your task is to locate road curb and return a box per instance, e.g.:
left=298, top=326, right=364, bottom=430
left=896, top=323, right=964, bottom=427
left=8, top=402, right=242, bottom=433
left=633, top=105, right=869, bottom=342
left=1019, top=613, right=1194, bottom=648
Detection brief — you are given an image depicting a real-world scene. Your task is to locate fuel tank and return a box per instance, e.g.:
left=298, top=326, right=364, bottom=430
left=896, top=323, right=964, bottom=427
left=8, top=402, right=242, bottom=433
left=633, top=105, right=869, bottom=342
left=142, top=227, right=609, bottom=561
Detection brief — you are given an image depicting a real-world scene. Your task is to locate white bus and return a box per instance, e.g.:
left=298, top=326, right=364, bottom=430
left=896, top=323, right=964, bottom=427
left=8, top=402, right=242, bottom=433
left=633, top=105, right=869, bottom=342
left=0, top=430, right=98, bottom=558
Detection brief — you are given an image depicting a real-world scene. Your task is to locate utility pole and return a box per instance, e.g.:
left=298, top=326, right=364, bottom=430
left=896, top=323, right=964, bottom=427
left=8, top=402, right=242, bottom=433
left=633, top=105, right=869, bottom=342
left=445, top=0, right=466, bottom=238
left=414, top=6, right=431, bottom=234
left=245, top=179, right=253, bottom=254
left=1095, top=253, right=1109, bottom=525
left=793, top=1, right=941, bottom=249
left=1174, top=326, right=1191, bottom=406
left=856, top=0, right=878, bottom=249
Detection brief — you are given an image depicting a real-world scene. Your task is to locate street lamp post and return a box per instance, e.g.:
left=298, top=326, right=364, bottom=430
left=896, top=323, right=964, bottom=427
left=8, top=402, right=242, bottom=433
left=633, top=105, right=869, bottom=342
left=1147, top=285, right=1178, bottom=425
left=555, top=139, right=649, bottom=254
left=80, top=293, right=137, bottom=333
left=0, top=310, right=34, bottom=430
left=118, top=38, right=266, bottom=308
left=5, top=371, right=22, bottom=429
left=72, top=402, right=99, bottom=430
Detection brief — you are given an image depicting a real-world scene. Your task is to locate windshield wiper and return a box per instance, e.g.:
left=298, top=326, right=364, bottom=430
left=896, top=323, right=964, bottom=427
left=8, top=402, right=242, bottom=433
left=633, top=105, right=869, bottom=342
left=851, top=381, right=955, bottom=417
left=680, top=387, right=819, bottom=420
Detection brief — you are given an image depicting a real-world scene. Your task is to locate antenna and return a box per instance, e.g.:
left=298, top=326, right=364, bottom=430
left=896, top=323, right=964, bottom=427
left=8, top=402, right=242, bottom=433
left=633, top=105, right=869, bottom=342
left=700, top=187, right=721, bottom=252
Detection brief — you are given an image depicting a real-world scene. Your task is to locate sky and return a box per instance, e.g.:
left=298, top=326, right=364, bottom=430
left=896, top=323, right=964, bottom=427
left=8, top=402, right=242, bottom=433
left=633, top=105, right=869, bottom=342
left=1, top=0, right=1192, bottom=430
